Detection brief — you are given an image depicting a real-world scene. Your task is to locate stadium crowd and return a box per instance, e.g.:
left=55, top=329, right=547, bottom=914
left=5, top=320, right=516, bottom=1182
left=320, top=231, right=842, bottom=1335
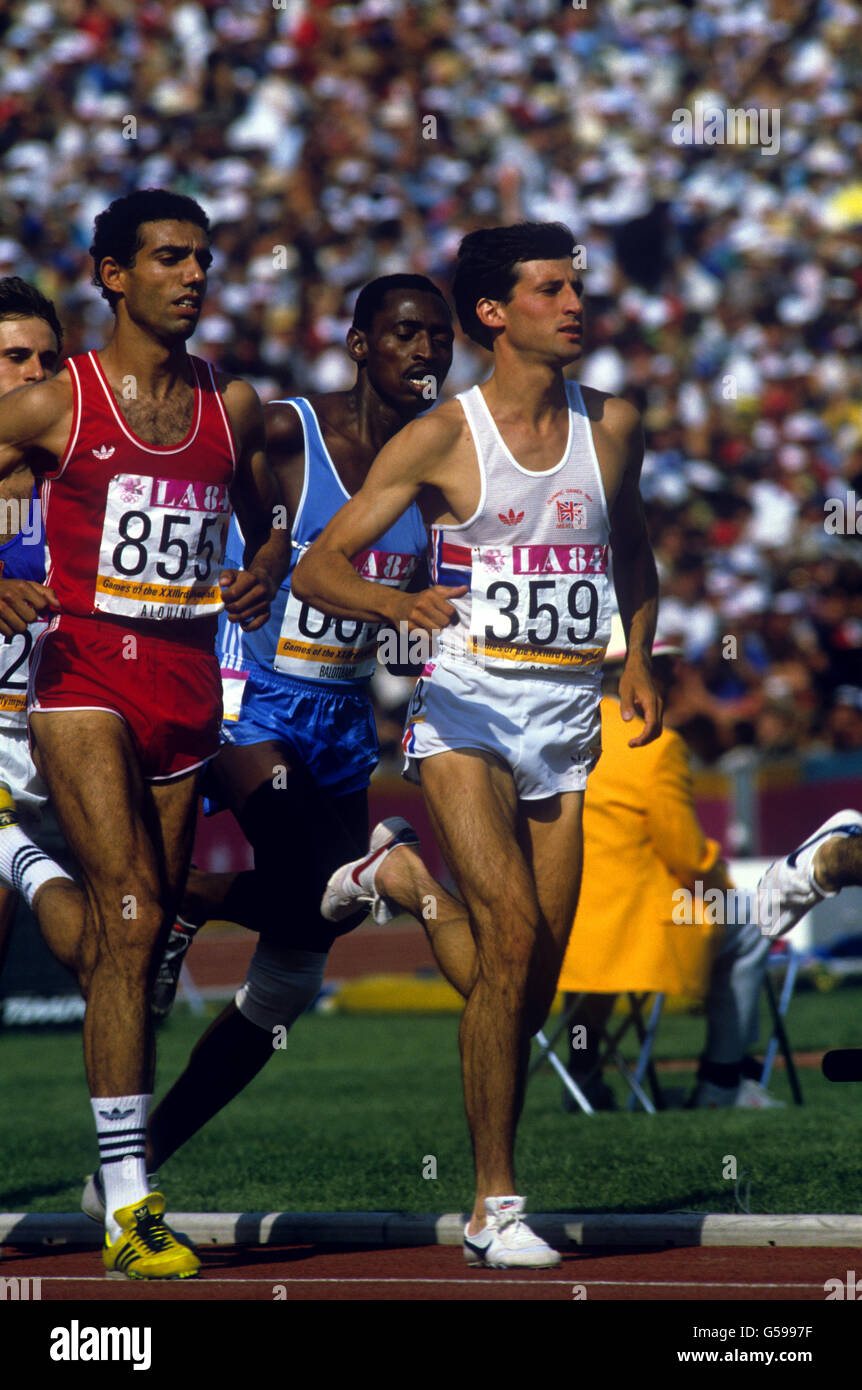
left=1, top=0, right=860, bottom=767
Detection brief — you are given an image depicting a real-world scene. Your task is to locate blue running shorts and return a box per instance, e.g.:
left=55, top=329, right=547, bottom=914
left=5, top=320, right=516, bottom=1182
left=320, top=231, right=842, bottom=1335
left=220, top=665, right=378, bottom=796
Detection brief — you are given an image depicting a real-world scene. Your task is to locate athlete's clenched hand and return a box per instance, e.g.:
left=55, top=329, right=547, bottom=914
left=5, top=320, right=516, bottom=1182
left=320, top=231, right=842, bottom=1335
left=400, top=585, right=468, bottom=634
left=220, top=568, right=275, bottom=631
left=0, top=579, right=59, bottom=637
left=619, top=654, right=663, bottom=747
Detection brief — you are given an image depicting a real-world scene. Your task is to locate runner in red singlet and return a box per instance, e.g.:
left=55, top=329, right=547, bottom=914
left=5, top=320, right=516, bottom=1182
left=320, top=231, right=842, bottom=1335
left=0, top=190, right=289, bottom=1279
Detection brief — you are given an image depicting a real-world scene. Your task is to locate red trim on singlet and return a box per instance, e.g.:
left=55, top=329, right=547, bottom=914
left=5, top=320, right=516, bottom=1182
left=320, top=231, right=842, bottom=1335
left=205, top=360, right=238, bottom=477
left=87, top=350, right=204, bottom=454
left=41, top=357, right=82, bottom=482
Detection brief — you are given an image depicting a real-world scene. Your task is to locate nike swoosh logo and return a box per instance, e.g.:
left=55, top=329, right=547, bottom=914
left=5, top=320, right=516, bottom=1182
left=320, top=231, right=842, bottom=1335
left=350, top=831, right=416, bottom=887
left=788, top=823, right=861, bottom=868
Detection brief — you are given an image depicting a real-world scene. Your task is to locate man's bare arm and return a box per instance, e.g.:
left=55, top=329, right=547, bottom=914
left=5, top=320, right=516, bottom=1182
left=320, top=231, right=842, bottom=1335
left=607, top=406, right=662, bottom=746
left=222, top=380, right=292, bottom=629
left=293, top=411, right=466, bottom=630
left=0, top=377, right=71, bottom=479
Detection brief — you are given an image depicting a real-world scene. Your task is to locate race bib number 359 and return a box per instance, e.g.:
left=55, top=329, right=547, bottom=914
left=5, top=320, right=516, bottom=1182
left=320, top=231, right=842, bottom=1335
left=469, top=543, right=612, bottom=669
left=95, top=476, right=230, bottom=621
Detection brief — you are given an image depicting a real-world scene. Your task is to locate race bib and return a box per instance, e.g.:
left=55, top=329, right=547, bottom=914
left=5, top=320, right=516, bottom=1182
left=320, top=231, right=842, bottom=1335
left=220, top=668, right=248, bottom=723
left=469, top=543, right=612, bottom=670
left=274, top=547, right=417, bottom=681
left=0, top=625, right=35, bottom=723
left=95, top=475, right=230, bottom=621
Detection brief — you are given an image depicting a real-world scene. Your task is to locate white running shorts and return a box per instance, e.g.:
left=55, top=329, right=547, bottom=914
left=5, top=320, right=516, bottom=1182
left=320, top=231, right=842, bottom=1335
left=0, top=721, right=48, bottom=819
left=401, top=655, right=602, bottom=800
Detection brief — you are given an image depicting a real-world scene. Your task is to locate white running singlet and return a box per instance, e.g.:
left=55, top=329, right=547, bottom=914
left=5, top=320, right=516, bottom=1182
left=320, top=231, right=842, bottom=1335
left=428, top=381, right=613, bottom=673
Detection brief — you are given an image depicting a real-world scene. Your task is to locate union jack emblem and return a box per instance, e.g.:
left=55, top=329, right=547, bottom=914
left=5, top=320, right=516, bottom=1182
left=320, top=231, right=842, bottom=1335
left=556, top=500, right=586, bottom=528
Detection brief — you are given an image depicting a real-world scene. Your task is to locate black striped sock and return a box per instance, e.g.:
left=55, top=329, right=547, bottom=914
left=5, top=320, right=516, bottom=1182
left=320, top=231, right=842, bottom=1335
left=0, top=817, right=72, bottom=907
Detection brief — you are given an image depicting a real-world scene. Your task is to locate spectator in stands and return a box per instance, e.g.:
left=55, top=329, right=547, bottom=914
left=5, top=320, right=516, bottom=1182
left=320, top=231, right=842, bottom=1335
left=0, top=0, right=858, bottom=753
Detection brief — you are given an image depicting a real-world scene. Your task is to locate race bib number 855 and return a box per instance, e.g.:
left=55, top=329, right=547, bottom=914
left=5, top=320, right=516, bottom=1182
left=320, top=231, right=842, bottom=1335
left=469, top=543, right=612, bottom=670
left=96, top=476, right=230, bottom=621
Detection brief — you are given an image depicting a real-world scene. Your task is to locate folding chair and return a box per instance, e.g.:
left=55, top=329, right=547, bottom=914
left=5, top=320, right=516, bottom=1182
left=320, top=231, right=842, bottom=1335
left=760, top=939, right=804, bottom=1104
left=531, top=991, right=667, bottom=1114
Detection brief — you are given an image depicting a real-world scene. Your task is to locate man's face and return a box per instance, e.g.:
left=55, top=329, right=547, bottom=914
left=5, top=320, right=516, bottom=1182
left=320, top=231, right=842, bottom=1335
left=0, top=316, right=60, bottom=395
left=108, top=219, right=211, bottom=340
left=482, top=258, right=585, bottom=363
left=351, top=289, right=454, bottom=411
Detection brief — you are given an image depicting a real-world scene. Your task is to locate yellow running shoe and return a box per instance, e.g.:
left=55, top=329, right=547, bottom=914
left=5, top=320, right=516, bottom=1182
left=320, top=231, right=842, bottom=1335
left=0, top=786, right=18, bottom=825
left=103, top=1193, right=200, bottom=1280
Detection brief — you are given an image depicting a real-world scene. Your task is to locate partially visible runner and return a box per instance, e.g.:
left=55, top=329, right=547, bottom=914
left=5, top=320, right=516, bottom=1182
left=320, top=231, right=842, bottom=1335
left=756, top=811, right=862, bottom=935
left=0, top=278, right=62, bottom=974
left=294, top=222, right=663, bottom=1268
left=0, top=190, right=289, bottom=1279
left=124, top=276, right=456, bottom=1177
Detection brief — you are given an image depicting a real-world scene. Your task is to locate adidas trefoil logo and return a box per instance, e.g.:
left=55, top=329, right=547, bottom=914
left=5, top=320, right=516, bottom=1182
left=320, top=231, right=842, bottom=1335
left=98, top=1106, right=135, bottom=1121
left=92, top=444, right=116, bottom=460
left=498, top=509, right=525, bottom=526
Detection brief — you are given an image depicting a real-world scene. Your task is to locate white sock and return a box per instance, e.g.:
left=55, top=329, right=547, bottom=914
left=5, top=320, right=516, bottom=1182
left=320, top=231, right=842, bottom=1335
left=90, top=1094, right=152, bottom=1240
left=0, top=809, right=72, bottom=908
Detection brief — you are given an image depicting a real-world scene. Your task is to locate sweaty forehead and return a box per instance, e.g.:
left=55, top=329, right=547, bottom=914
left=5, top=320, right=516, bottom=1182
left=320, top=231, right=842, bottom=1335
left=0, top=316, right=58, bottom=353
left=372, top=290, right=451, bottom=330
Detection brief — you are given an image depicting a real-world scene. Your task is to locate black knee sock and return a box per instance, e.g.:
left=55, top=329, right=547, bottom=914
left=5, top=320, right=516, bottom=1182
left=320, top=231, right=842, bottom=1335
left=148, top=1003, right=274, bottom=1168
left=697, top=1058, right=743, bottom=1088
left=223, top=779, right=367, bottom=947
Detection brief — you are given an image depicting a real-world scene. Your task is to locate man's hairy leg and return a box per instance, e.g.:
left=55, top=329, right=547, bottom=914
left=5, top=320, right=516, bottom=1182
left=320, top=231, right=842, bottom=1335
left=374, top=844, right=476, bottom=998
left=419, top=749, right=543, bottom=1233
left=514, top=789, right=586, bottom=1114
left=30, top=710, right=197, bottom=1096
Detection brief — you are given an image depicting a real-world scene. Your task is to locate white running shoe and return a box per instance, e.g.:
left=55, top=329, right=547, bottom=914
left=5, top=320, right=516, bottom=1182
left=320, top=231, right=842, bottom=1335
left=463, top=1196, right=561, bottom=1269
left=756, top=809, right=862, bottom=937
left=321, top=818, right=419, bottom=926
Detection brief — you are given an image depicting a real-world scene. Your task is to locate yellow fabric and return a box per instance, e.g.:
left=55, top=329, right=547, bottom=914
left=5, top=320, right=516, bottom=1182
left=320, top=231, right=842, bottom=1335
left=559, top=697, right=726, bottom=996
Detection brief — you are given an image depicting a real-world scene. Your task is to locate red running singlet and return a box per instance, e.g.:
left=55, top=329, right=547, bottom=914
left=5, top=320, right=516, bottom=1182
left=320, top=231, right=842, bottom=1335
left=30, top=352, right=237, bottom=779
left=41, top=350, right=236, bottom=632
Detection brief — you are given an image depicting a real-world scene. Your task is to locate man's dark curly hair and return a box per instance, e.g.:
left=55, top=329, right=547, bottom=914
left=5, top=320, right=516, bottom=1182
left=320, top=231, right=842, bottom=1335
left=0, top=276, right=63, bottom=349
left=352, top=274, right=448, bottom=333
left=452, top=222, right=576, bottom=351
left=89, top=189, right=210, bottom=312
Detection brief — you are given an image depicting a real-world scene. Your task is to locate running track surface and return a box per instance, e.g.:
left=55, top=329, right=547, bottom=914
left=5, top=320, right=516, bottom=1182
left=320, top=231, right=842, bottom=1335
left=0, top=1242, right=853, bottom=1300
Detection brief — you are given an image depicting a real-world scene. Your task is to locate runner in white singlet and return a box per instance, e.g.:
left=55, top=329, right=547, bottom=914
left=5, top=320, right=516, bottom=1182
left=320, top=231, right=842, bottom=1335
left=402, top=377, right=614, bottom=799
left=294, top=223, right=663, bottom=1269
